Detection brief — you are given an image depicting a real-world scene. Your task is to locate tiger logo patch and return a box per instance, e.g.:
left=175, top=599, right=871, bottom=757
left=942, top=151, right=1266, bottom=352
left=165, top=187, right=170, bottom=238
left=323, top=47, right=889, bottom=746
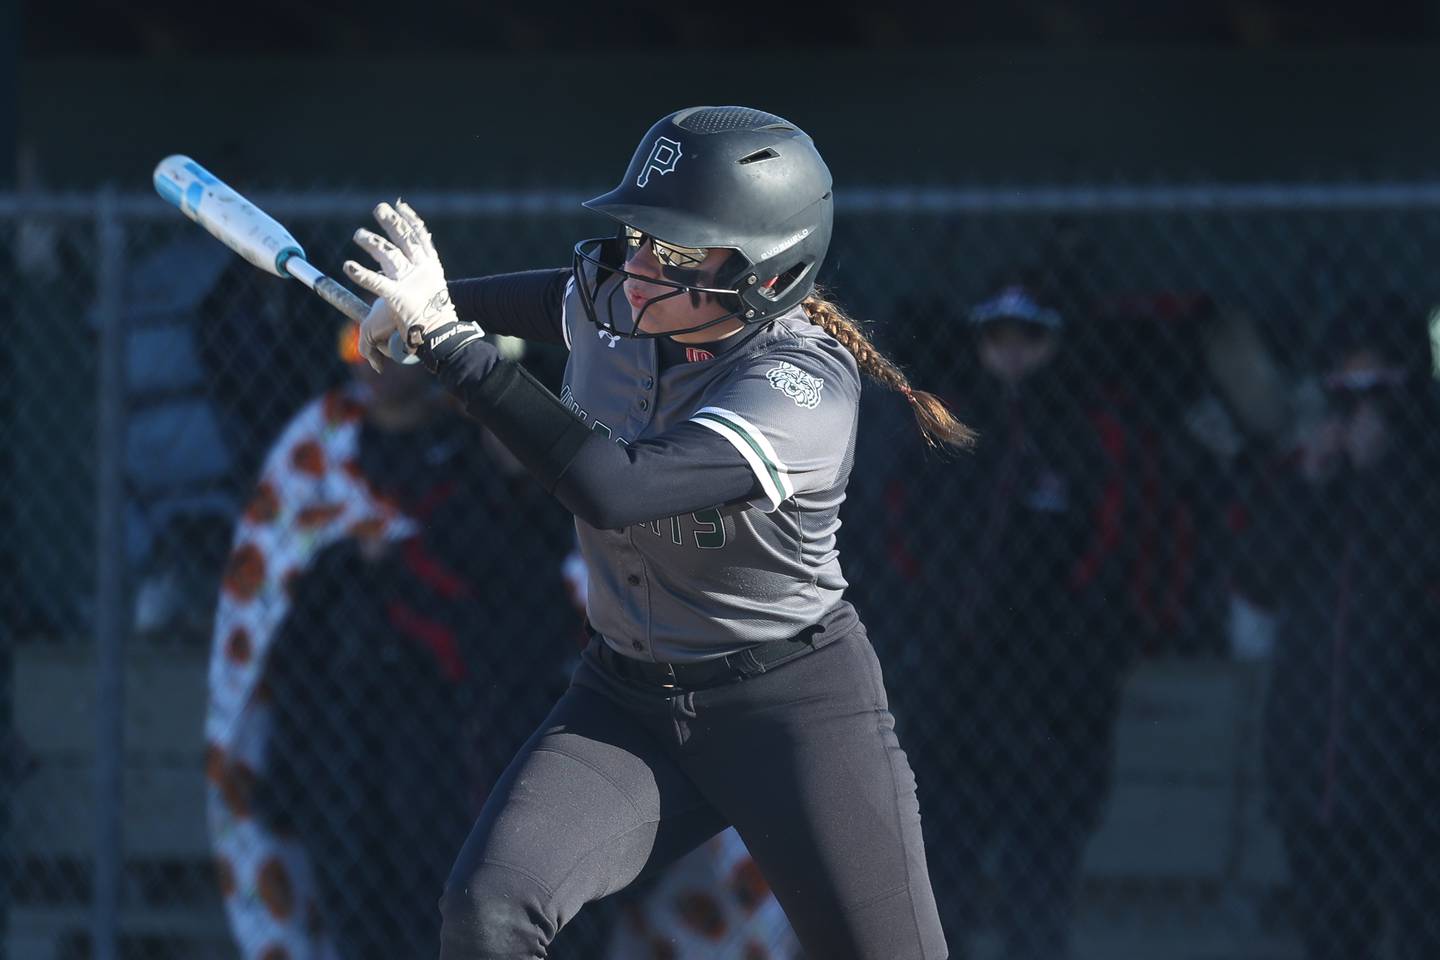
left=767, top=361, right=824, bottom=409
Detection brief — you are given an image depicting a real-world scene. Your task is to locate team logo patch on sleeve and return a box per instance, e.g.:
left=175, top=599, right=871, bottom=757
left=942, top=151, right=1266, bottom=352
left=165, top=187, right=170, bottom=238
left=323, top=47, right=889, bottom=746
left=766, top=361, right=824, bottom=409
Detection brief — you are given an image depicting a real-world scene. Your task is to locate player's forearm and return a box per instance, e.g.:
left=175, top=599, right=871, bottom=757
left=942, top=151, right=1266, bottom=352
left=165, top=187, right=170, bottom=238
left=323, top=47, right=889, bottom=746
left=420, top=334, right=758, bottom=529
left=552, top=427, right=759, bottom=530
left=448, top=269, right=570, bottom=346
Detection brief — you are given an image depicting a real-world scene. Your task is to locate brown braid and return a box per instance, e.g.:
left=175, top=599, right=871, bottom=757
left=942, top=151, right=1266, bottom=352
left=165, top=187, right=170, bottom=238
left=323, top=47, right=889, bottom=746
left=800, top=293, right=976, bottom=450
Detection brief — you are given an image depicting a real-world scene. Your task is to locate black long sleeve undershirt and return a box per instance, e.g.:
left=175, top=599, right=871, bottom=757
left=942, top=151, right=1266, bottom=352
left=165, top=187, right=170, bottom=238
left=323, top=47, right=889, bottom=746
left=426, top=332, right=762, bottom=530
left=552, top=421, right=762, bottom=530
left=447, top=269, right=570, bottom=345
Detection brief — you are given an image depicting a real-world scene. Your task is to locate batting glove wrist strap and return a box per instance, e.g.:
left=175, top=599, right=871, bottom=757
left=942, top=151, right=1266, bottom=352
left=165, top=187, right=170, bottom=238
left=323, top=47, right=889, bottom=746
left=413, top=319, right=488, bottom=374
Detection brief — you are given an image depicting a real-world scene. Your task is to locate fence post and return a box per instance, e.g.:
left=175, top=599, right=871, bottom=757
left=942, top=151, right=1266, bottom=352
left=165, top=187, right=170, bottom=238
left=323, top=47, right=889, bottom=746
left=93, top=186, right=127, bottom=960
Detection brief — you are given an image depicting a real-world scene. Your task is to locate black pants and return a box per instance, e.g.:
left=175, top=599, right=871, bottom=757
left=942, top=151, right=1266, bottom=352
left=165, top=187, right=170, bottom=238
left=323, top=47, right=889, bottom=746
left=438, top=625, right=948, bottom=959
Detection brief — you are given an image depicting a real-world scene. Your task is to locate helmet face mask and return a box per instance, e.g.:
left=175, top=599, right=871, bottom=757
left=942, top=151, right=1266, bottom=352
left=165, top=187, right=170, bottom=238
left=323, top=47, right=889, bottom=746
left=571, top=231, right=753, bottom=339
left=574, top=105, right=834, bottom=339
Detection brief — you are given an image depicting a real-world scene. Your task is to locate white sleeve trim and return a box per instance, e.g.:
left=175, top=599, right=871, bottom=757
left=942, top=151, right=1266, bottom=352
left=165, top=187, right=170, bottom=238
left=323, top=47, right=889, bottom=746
left=561, top=276, right=574, bottom=351
left=689, top=405, right=794, bottom=512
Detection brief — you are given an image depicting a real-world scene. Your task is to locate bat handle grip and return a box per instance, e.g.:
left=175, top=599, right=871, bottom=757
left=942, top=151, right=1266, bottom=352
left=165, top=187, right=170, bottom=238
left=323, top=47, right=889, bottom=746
left=313, top=274, right=371, bottom=324
left=286, top=257, right=418, bottom=364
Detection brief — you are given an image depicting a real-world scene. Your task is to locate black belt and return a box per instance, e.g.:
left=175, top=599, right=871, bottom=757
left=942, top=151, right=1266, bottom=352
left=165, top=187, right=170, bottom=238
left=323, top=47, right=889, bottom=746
left=592, top=628, right=823, bottom=690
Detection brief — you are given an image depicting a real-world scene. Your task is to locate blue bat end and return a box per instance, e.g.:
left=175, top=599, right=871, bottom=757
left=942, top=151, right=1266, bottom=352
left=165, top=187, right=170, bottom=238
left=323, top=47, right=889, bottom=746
left=153, top=171, right=183, bottom=209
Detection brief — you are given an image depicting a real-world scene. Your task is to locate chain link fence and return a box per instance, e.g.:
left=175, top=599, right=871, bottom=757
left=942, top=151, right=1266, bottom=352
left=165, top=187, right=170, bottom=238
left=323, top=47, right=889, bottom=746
left=3, top=183, right=1439, bottom=959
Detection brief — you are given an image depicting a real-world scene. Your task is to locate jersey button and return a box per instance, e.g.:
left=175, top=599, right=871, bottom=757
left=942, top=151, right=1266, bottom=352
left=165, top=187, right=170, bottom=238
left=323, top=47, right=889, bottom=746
left=638, top=398, right=649, bottom=411
left=627, top=574, right=640, bottom=585
left=643, top=376, right=654, bottom=389
left=631, top=640, right=643, bottom=651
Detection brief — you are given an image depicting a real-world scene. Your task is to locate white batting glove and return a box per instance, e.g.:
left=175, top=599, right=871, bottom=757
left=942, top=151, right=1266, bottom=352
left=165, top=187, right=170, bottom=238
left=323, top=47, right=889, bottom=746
left=355, top=296, right=403, bottom=373
left=343, top=200, right=479, bottom=371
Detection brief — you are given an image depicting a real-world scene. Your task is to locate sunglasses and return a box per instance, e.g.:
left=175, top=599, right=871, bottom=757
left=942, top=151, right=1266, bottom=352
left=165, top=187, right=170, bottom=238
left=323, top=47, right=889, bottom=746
left=1323, top=367, right=1406, bottom=411
left=623, top=226, right=711, bottom=270
left=1326, top=384, right=1394, bottom=415
left=978, top=319, right=1055, bottom=341
left=1323, top=368, right=1406, bottom=392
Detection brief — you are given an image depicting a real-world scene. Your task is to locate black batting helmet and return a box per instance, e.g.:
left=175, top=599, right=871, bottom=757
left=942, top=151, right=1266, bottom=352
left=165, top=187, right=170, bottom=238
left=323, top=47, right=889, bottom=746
left=573, top=106, right=834, bottom=338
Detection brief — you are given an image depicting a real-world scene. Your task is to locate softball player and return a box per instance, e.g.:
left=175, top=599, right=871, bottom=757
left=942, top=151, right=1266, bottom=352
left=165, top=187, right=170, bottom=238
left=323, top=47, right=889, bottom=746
left=344, top=106, right=972, bottom=960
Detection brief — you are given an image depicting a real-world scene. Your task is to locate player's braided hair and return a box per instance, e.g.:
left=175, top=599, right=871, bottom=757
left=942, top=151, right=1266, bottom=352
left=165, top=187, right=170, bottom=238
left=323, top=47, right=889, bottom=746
left=800, top=293, right=976, bottom=450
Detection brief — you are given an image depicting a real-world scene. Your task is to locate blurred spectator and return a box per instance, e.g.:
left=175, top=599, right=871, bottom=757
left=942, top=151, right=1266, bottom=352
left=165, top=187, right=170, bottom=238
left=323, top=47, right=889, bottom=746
left=604, top=825, right=802, bottom=960
left=1234, top=295, right=1440, bottom=960
left=205, top=324, right=577, bottom=959
left=1089, top=293, right=1290, bottom=656
left=125, top=224, right=338, bottom=646
left=864, top=278, right=1132, bottom=959
left=197, top=252, right=342, bottom=488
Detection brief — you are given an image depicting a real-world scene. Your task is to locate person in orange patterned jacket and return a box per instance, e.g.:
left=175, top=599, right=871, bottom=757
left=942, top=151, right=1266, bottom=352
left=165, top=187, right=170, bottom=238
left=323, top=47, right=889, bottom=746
left=604, top=828, right=802, bottom=960
left=205, top=324, right=576, bottom=959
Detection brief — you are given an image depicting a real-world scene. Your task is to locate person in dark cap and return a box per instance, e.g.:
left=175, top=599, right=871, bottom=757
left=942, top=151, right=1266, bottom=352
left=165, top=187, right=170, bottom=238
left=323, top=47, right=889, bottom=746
left=869, top=277, right=1133, bottom=959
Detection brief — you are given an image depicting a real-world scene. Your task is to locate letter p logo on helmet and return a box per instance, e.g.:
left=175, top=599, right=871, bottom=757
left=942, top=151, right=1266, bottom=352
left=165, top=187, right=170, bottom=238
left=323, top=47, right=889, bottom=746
left=636, top=137, right=683, bottom=188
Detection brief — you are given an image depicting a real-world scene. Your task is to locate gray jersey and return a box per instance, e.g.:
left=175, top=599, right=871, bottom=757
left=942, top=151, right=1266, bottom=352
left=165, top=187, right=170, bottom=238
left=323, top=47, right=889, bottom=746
left=558, top=269, right=861, bottom=662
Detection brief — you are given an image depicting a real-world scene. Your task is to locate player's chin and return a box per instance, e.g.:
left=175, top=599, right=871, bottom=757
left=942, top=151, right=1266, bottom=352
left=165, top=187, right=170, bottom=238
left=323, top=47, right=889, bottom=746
left=633, top=307, right=666, bottom=336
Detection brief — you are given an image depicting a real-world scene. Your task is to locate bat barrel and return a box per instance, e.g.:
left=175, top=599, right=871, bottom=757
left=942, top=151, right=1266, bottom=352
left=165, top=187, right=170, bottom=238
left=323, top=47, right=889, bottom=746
left=154, top=153, right=418, bottom=365
left=152, top=155, right=305, bottom=278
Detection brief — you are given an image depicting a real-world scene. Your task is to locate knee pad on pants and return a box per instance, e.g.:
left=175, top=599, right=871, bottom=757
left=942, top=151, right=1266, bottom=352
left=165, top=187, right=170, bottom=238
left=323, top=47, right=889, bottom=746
left=438, top=865, right=556, bottom=960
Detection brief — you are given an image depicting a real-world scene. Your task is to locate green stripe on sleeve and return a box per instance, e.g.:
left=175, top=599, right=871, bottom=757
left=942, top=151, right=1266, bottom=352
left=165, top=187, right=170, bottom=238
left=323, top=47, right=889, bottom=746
left=691, top=411, right=789, bottom=503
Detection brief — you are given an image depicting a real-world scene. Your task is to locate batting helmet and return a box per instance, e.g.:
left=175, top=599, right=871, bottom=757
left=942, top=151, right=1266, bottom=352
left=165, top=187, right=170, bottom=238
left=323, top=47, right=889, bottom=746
left=573, top=106, right=834, bottom=338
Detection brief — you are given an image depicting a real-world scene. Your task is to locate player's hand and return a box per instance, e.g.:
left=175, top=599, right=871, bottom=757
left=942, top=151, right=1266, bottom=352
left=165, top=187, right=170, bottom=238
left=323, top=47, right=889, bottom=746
left=344, top=200, right=478, bottom=368
left=356, top=295, right=401, bottom=373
